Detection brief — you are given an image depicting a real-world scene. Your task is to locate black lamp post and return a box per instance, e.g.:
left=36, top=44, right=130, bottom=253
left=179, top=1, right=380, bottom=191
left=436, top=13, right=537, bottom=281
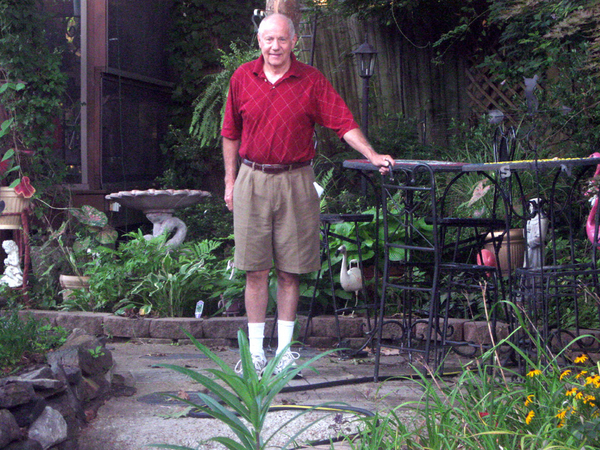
left=353, top=39, right=377, bottom=139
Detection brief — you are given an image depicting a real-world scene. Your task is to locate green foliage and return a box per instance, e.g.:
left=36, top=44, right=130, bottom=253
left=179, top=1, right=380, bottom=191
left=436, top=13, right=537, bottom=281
left=175, top=196, right=234, bottom=242
left=0, top=308, right=68, bottom=374
left=341, top=305, right=600, bottom=449
left=0, top=0, right=69, bottom=208
left=482, top=1, right=600, bottom=152
left=41, top=205, right=118, bottom=278
left=189, top=41, right=260, bottom=147
left=149, top=330, right=341, bottom=450
left=328, top=0, right=492, bottom=50
left=75, top=231, right=223, bottom=317
left=168, top=0, right=256, bottom=120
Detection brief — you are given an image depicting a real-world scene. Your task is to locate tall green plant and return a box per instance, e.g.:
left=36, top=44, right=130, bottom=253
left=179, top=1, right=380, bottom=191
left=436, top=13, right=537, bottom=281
left=150, top=330, right=340, bottom=450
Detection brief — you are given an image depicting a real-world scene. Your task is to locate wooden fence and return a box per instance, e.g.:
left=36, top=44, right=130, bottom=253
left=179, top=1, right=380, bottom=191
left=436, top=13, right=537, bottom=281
left=300, top=12, right=525, bottom=151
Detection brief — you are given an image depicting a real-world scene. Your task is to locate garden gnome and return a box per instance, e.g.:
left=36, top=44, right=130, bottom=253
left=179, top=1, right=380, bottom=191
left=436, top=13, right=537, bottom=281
left=524, top=197, right=549, bottom=268
left=1, top=239, right=22, bottom=287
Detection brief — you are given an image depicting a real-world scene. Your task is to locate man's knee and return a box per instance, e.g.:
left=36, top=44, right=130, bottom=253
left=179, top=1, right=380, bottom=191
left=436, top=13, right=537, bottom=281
left=246, top=269, right=270, bottom=287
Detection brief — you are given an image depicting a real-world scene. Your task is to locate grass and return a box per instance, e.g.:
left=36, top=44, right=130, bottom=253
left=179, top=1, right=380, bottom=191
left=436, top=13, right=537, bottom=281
left=0, top=308, right=69, bottom=375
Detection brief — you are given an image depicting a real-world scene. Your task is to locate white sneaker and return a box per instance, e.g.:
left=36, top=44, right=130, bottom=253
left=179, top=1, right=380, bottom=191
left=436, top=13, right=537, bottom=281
left=273, top=350, right=302, bottom=377
left=235, top=353, right=267, bottom=377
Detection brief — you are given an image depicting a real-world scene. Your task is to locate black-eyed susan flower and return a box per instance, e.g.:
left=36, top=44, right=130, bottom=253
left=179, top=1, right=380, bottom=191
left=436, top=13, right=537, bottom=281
left=560, top=369, right=571, bottom=380
left=566, top=387, right=578, bottom=397
left=574, top=354, right=589, bottom=364
left=525, top=410, right=535, bottom=424
left=527, top=369, right=542, bottom=378
left=525, top=394, right=534, bottom=406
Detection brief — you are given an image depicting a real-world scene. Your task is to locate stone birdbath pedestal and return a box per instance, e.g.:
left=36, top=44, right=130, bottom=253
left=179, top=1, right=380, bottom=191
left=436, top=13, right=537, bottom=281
left=105, top=189, right=211, bottom=248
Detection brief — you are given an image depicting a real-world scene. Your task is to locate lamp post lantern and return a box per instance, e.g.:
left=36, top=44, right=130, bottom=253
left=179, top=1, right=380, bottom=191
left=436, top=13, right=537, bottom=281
left=353, top=40, right=377, bottom=139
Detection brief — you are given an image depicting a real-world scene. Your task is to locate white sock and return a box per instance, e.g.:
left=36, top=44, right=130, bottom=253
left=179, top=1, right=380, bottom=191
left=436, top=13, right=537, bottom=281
left=247, top=322, right=265, bottom=358
left=276, top=320, right=295, bottom=355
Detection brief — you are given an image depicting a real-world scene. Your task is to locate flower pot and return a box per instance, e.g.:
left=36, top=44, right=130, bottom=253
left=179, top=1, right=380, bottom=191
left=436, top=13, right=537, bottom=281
left=483, top=228, right=526, bottom=275
left=59, top=274, right=90, bottom=301
left=0, top=186, right=30, bottom=229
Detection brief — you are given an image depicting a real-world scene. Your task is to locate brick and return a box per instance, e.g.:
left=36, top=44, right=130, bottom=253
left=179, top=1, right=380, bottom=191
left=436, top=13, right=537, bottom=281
left=55, top=312, right=110, bottom=336
left=463, top=321, right=510, bottom=345
left=201, top=317, right=246, bottom=339
left=102, top=316, right=150, bottom=339
left=17, top=309, right=59, bottom=326
left=148, top=318, right=204, bottom=339
left=414, top=318, right=465, bottom=342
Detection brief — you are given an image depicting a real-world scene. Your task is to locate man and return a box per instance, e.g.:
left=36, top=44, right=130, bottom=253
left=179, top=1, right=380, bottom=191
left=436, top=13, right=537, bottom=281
left=222, top=13, right=394, bottom=376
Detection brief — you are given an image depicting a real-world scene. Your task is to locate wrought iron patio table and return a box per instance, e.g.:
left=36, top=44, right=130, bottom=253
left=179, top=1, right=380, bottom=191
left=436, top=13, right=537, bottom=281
left=462, top=156, right=600, bottom=363
left=343, top=159, right=511, bottom=379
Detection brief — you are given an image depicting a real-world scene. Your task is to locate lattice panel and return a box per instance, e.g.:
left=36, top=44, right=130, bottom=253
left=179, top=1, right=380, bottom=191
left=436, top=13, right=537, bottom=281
left=466, top=59, right=543, bottom=126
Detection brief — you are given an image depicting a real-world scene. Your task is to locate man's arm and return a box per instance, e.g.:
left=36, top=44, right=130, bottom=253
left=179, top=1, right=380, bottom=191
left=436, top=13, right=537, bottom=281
left=223, top=137, right=241, bottom=211
left=342, top=128, right=395, bottom=174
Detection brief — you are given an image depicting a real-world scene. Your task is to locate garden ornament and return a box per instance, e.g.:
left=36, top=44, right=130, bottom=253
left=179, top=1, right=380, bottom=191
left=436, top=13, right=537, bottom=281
left=0, top=239, right=22, bottom=287
left=586, top=152, right=600, bottom=244
left=524, top=197, right=549, bottom=268
left=144, top=212, right=187, bottom=248
left=336, top=244, right=363, bottom=315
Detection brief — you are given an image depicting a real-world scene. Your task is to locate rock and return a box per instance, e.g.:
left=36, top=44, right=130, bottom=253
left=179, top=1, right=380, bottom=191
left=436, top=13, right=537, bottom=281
left=46, top=334, right=113, bottom=377
left=0, top=382, right=35, bottom=408
left=28, top=407, right=68, bottom=450
left=3, top=438, right=44, bottom=450
left=7, top=367, right=65, bottom=394
left=0, top=409, right=22, bottom=448
left=9, top=396, right=47, bottom=427
left=59, top=365, right=82, bottom=387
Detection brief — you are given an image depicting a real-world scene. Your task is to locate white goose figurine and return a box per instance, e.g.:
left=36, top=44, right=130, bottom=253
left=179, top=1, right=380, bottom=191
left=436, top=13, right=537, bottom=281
left=336, top=245, right=363, bottom=314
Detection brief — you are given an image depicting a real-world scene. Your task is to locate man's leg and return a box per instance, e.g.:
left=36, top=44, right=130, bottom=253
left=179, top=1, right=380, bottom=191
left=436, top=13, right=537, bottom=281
left=245, top=269, right=270, bottom=357
left=275, top=270, right=299, bottom=355
left=273, top=270, right=302, bottom=376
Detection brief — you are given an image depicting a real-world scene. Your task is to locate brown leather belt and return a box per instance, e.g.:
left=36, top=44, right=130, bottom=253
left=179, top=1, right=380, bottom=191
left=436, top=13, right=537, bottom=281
left=242, top=158, right=312, bottom=174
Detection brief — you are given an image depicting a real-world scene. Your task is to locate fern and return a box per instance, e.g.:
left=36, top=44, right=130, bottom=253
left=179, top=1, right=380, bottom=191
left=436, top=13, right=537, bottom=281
left=189, top=42, right=260, bottom=147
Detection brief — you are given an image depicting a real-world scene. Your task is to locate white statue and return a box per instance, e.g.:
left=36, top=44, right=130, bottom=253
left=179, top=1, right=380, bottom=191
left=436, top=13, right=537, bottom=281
left=1, top=239, right=23, bottom=287
left=524, top=198, right=549, bottom=269
left=144, top=212, right=187, bottom=248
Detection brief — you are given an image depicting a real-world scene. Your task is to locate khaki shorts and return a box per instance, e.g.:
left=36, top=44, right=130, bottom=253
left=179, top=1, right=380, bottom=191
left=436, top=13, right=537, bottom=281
left=233, top=164, right=321, bottom=273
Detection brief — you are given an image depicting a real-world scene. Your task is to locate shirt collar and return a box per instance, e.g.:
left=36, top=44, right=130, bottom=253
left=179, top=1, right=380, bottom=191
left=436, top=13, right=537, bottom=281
left=252, top=53, right=302, bottom=81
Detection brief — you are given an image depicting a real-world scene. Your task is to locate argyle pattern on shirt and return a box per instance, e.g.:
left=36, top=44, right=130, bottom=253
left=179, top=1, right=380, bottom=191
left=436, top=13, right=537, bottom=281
left=222, top=54, right=358, bottom=164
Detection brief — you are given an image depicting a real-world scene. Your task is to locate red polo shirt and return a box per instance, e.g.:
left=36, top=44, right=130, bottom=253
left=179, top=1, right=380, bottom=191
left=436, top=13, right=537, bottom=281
left=221, top=54, right=359, bottom=164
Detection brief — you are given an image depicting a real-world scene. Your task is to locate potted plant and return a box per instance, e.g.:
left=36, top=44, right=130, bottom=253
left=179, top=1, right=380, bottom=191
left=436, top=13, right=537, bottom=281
left=50, top=205, right=117, bottom=300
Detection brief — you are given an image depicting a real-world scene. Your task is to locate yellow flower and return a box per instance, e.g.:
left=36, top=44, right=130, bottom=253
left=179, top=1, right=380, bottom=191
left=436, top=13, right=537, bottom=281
left=566, top=387, right=578, bottom=397
left=576, top=370, right=588, bottom=380
left=525, top=410, right=535, bottom=425
left=556, top=409, right=568, bottom=420
left=525, top=394, right=534, bottom=406
left=584, top=395, right=596, bottom=405
left=560, top=370, right=572, bottom=380
left=576, top=391, right=584, bottom=400
left=527, top=369, right=542, bottom=378
left=574, top=354, right=589, bottom=364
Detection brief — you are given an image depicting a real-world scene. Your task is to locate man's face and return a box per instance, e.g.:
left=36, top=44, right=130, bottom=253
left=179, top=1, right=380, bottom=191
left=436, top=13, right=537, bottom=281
left=257, top=16, right=297, bottom=70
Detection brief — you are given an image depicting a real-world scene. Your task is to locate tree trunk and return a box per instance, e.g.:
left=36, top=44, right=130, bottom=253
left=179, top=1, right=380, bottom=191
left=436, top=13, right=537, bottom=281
left=265, top=0, right=301, bottom=34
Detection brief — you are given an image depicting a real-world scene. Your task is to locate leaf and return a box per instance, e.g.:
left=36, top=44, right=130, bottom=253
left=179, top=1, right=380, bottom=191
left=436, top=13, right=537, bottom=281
left=70, top=205, right=108, bottom=227
left=467, top=179, right=491, bottom=206
left=14, top=176, right=35, bottom=198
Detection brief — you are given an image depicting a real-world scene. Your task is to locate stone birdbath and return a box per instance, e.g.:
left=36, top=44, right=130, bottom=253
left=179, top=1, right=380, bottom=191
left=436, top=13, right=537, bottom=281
left=105, top=189, right=211, bottom=248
